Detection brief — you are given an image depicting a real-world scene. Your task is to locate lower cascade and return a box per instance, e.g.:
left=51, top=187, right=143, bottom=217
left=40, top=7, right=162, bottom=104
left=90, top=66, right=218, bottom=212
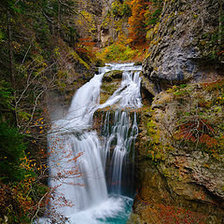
left=42, top=63, right=142, bottom=223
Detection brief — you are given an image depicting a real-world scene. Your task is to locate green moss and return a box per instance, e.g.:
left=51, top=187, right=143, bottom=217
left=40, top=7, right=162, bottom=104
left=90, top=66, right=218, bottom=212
left=103, top=70, right=123, bottom=82
left=111, top=0, right=131, bottom=18
left=138, top=109, right=174, bottom=162
left=95, top=58, right=105, bottom=67
left=100, top=80, right=122, bottom=104
left=139, top=79, right=224, bottom=162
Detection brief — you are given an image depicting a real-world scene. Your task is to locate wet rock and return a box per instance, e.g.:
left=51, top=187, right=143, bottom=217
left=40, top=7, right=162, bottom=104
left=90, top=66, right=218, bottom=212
left=102, top=70, right=123, bottom=82
left=100, top=70, right=123, bottom=104
left=134, top=61, right=142, bottom=66
left=131, top=1, right=224, bottom=222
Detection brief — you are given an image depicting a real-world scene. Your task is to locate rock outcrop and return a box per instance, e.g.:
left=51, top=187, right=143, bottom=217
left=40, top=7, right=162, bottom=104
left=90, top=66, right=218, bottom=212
left=132, top=81, right=224, bottom=224
left=142, top=0, right=224, bottom=93
left=132, top=0, right=224, bottom=223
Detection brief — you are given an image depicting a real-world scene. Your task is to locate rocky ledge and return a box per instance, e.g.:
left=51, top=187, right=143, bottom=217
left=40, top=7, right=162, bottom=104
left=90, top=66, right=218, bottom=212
left=131, top=80, right=224, bottom=224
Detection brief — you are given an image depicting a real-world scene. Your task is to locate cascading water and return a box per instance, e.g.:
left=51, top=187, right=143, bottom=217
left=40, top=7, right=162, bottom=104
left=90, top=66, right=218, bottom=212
left=102, top=110, right=138, bottom=196
left=41, top=63, right=142, bottom=224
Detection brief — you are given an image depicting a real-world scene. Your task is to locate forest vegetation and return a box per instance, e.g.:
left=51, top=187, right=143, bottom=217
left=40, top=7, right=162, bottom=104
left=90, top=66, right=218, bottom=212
left=0, top=0, right=223, bottom=223
left=0, top=0, right=162, bottom=222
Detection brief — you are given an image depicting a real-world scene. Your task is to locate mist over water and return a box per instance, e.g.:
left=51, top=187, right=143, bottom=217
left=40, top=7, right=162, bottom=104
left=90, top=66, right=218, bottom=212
left=43, top=63, right=142, bottom=223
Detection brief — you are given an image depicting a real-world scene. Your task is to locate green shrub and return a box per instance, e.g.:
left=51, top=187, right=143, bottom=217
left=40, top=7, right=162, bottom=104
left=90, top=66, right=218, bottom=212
left=97, top=43, right=138, bottom=62
left=112, top=0, right=131, bottom=18
left=0, top=122, right=27, bottom=183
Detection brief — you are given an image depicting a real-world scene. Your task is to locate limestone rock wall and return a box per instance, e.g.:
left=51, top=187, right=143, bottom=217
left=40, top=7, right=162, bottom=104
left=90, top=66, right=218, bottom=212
left=143, top=0, right=224, bottom=93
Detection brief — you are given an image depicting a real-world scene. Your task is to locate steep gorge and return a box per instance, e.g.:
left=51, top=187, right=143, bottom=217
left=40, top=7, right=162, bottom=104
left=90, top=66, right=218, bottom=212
left=1, top=0, right=224, bottom=223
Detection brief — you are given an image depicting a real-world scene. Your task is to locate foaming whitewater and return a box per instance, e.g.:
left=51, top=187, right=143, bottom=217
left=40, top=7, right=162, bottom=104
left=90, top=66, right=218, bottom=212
left=99, top=63, right=142, bottom=109
left=102, top=111, right=138, bottom=196
left=41, top=63, right=142, bottom=224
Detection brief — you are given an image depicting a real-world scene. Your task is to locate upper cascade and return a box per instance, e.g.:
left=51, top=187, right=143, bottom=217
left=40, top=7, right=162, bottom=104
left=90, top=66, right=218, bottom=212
left=51, top=63, right=142, bottom=134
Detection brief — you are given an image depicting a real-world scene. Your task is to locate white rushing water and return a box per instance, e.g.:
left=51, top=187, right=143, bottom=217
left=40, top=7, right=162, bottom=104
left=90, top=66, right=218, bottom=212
left=102, top=110, right=138, bottom=196
left=40, top=63, right=142, bottom=224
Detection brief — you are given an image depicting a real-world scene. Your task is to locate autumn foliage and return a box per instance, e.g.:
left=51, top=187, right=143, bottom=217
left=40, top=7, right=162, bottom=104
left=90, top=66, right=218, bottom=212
left=136, top=194, right=206, bottom=224
left=128, top=0, right=148, bottom=45
left=157, top=204, right=206, bottom=224
left=127, top=0, right=162, bottom=45
left=176, top=119, right=218, bottom=148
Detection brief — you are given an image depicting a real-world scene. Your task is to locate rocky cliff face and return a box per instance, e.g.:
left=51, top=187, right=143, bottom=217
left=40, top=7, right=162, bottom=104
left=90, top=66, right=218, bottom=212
left=143, top=0, right=224, bottom=93
left=132, top=0, right=224, bottom=223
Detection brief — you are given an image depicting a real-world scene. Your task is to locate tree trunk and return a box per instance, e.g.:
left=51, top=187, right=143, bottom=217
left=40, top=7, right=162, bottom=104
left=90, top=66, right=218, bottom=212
left=218, top=0, right=223, bottom=45
left=7, top=10, right=18, bottom=126
left=7, top=10, right=15, bottom=87
left=57, top=0, right=61, bottom=37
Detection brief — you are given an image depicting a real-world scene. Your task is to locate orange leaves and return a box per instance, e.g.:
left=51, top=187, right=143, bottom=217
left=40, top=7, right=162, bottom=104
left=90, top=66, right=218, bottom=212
left=13, top=184, right=34, bottom=214
left=201, top=79, right=224, bottom=93
left=20, top=155, right=35, bottom=171
left=217, top=50, right=224, bottom=55
left=127, top=0, right=161, bottom=46
left=199, top=134, right=218, bottom=148
left=30, top=116, right=48, bottom=136
left=76, top=37, right=96, bottom=58
left=175, top=119, right=218, bottom=150
left=136, top=193, right=206, bottom=224
left=128, top=0, right=147, bottom=45
left=156, top=204, right=206, bottom=224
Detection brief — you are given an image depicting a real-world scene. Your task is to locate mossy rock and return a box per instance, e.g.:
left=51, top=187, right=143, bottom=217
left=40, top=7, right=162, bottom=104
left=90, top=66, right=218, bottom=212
left=100, top=81, right=122, bottom=104
left=134, top=61, right=142, bottom=66
left=103, top=70, right=123, bottom=82
left=133, top=79, right=224, bottom=223
left=95, top=59, right=105, bottom=67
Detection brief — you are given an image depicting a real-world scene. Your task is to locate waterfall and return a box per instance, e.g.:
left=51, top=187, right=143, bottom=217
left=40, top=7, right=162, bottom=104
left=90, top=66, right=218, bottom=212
left=102, top=110, right=138, bottom=196
left=43, top=63, right=142, bottom=224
